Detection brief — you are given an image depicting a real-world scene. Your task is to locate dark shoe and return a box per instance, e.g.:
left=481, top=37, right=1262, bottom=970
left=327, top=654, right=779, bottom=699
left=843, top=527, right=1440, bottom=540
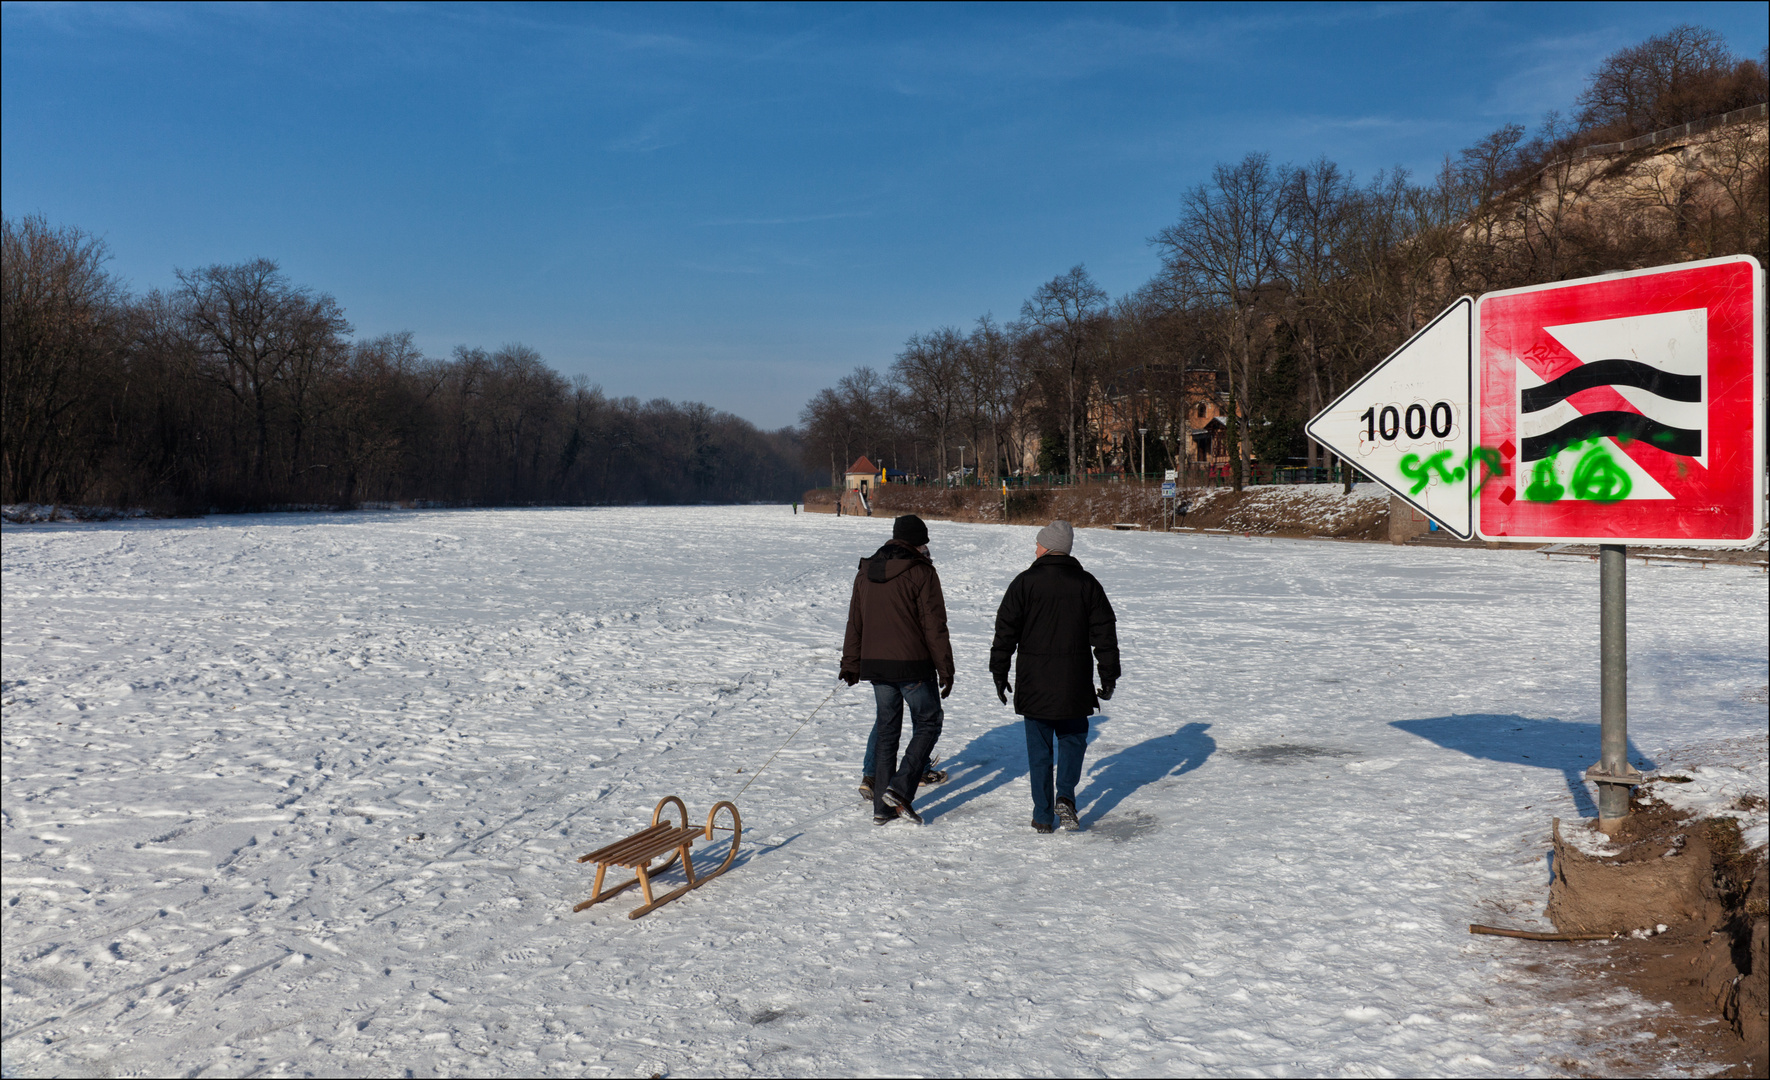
left=882, top=788, right=923, bottom=825
left=1030, top=820, right=1054, bottom=834
left=874, top=808, right=900, bottom=825
left=920, top=768, right=947, bottom=786
left=1056, top=798, right=1080, bottom=832
left=859, top=775, right=876, bottom=799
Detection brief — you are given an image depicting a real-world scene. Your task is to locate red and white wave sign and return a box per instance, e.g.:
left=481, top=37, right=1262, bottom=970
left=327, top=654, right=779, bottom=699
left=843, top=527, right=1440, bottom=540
left=1476, top=256, right=1763, bottom=545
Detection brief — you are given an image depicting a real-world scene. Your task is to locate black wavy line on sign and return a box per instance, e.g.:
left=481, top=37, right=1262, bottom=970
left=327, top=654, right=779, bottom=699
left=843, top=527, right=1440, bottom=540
left=1521, top=411, right=1701, bottom=461
left=1521, top=359, right=1700, bottom=413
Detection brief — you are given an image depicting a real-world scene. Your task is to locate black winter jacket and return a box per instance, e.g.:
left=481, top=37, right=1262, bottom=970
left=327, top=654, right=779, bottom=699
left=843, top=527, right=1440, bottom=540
left=988, top=552, right=1120, bottom=719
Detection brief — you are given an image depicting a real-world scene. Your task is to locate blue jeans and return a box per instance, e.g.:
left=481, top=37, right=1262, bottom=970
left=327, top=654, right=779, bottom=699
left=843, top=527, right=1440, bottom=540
left=870, top=680, right=943, bottom=813
left=1024, top=717, right=1088, bottom=827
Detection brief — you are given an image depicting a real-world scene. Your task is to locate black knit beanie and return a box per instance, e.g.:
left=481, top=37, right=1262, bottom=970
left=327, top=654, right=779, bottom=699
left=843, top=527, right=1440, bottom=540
left=892, top=514, right=929, bottom=547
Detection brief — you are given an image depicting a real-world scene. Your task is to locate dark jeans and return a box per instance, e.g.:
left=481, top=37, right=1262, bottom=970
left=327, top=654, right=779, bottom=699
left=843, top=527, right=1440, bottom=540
left=871, top=680, right=943, bottom=814
left=1024, top=716, right=1088, bottom=827
left=862, top=689, right=936, bottom=776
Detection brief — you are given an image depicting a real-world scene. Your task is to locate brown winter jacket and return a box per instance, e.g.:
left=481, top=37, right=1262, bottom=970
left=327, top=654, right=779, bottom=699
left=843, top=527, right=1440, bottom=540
left=840, top=541, right=955, bottom=684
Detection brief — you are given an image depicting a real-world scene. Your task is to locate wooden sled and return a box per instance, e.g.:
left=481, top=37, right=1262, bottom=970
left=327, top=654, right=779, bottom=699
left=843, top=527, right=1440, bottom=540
left=573, top=796, right=742, bottom=919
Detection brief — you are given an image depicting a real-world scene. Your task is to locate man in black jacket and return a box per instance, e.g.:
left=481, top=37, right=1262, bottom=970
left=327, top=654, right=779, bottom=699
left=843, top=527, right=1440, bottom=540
left=988, top=520, right=1120, bottom=833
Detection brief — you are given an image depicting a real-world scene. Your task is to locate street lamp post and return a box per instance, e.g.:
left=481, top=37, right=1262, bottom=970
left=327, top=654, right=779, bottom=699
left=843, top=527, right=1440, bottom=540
left=1138, top=427, right=1149, bottom=484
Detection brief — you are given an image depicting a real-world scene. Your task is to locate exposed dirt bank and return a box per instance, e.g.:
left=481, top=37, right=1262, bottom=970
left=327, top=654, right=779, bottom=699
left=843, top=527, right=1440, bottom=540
left=1547, top=786, right=1768, bottom=1076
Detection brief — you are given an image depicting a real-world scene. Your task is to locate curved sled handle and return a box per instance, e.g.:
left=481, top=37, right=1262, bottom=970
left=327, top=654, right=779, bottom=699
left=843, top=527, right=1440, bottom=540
left=652, top=795, right=688, bottom=830
left=703, top=801, right=742, bottom=879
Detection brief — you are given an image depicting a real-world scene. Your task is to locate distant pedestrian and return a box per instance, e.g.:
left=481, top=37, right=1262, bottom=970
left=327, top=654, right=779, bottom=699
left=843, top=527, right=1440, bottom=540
left=989, top=520, right=1120, bottom=833
left=840, top=514, right=954, bottom=825
left=1176, top=497, right=1191, bottom=526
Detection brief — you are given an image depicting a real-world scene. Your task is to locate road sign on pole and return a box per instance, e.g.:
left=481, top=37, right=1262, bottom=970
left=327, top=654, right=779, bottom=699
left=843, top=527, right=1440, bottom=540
left=1475, top=255, right=1764, bottom=546
left=1305, top=297, right=1475, bottom=538
left=1304, top=257, right=1765, bottom=834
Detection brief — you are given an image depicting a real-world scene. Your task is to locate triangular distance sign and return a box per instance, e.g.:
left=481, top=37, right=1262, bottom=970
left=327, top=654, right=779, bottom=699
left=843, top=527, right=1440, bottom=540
left=1306, top=297, right=1475, bottom=538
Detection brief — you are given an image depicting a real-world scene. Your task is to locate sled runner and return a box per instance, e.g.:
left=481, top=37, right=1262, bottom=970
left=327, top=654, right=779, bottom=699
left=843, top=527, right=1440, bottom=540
left=573, top=796, right=742, bottom=919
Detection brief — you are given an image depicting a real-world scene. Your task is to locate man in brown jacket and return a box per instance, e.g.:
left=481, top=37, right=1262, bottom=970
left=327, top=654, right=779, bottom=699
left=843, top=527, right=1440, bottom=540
left=841, top=514, right=954, bottom=825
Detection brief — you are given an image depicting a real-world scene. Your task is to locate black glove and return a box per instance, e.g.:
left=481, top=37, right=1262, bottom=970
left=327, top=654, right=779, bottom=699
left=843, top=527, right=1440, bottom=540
left=938, top=671, right=954, bottom=699
left=1097, top=679, right=1115, bottom=701
left=994, top=673, right=1011, bottom=704
left=841, top=671, right=859, bottom=687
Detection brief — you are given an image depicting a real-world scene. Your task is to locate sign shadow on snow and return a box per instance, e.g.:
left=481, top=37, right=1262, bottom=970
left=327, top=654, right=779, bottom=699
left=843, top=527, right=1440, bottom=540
left=1078, top=722, right=1215, bottom=828
left=1390, top=714, right=1656, bottom=819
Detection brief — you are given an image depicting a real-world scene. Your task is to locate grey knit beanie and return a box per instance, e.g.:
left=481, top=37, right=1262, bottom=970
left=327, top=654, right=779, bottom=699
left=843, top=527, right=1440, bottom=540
left=1036, top=519, right=1074, bottom=554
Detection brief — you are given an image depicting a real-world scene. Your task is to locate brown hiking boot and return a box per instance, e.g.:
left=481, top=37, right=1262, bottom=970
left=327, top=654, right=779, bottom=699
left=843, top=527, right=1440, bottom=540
left=1056, top=798, right=1080, bottom=832
left=882, top=788, right=923, bottom=825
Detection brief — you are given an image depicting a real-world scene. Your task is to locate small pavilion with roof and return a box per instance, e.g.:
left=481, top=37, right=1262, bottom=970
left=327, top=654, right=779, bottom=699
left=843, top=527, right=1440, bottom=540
left=844, top=455, right=881, bottom=492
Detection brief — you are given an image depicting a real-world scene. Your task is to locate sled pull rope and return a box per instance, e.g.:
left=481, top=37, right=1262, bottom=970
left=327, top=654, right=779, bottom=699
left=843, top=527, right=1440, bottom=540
left=735, top=686, right=840, bottom=799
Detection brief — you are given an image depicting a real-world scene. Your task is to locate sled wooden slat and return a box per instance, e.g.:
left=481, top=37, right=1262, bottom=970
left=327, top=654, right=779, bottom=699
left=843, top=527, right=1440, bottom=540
left=579, top=823, right=697, bottom=868
left=572, top=796, right=742, bottom=919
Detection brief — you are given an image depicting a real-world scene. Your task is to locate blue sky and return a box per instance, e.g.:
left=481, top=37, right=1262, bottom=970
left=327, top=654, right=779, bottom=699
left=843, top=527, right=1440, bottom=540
left=4, top=2, right=1766, bottom=428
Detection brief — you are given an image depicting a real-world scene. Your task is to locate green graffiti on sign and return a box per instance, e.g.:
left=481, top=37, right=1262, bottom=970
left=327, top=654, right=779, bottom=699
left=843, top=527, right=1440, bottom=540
left=1395, top=446, right=1507, bottom=497
left=1522, top=438, right=1633, bottom=503
left=1397, top=450, right=1455, bottom=494
left=1466, top=447, right=1503, bottom=494
left=1570, top=441, right=1632, bottom=502
left=1524, top=457, right=1566, bottom=502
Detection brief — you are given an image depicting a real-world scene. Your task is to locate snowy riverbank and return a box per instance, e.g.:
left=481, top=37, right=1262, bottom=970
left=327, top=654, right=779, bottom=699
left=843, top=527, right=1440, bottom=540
left=3, top=506, right=1765, bottom=1076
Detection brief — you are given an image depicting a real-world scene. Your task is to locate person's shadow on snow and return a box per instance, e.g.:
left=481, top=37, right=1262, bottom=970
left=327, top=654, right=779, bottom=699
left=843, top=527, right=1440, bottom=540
left=1391, top=714, right=1655, bottom=819
left=915, top=718, right=1034, bottom=821
left=1077, top=722, right=1215, bottom=828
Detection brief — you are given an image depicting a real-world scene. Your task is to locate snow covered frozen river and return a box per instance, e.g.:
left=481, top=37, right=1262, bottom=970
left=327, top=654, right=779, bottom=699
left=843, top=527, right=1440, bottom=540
left=3, top=505, right=1765, bottom=1077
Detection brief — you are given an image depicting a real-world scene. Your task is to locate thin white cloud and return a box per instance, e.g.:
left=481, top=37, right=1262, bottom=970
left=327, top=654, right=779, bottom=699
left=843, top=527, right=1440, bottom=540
left=704, top=211, right=871, bottom=227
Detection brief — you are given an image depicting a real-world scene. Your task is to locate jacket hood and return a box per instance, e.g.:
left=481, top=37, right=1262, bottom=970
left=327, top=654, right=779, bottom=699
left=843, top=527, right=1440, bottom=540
left=861, top=540, right=927, bottom=582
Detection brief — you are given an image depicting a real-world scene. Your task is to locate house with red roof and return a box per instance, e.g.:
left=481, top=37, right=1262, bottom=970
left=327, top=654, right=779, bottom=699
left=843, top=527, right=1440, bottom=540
left=843, top=455, right=880, bottom=492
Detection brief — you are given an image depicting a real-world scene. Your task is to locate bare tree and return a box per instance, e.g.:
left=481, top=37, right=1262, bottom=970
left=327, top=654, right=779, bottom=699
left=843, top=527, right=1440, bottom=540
left=1020, top=265, right=1107, bottom=482
left=1691, top=118, right=1770, bottom=263
left=893, top=328, right=964, bottom=486
left=963, top=315, right=1014, bottom=480
left=1277, top=158, right=1351, bottom=473
left=1153, top=153, right=1284, bottom=490
left=838, top=366, right=891, bottom=466
left=176, top=259, right=348, bottom=493
left=1, top=216, right=124, bottom=502
left=798, top=386, right=851, bottom=486
left=1576, top=25, right=1762, bottom=137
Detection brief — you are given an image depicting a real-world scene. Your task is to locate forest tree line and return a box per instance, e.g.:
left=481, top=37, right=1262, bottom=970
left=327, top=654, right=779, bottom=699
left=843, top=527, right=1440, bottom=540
left=1, top=239, right=816, bottom=511
left=800, top=25, right=1770, bottom=491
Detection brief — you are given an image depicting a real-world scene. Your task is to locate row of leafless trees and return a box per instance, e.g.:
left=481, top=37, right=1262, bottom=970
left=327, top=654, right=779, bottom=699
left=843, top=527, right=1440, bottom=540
left=800, top=25, right=1769, bottom=491
left=1, top=222, right=813, bottom=510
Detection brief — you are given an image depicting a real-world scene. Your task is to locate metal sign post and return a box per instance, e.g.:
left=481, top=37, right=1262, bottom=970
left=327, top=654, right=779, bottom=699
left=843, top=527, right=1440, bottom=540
left=1587, top=544, right=1634, bottom=831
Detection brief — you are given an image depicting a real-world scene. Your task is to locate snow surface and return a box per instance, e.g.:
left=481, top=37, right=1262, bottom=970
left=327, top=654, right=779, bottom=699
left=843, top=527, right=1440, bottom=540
left=3, top=506, right=1765, bottom=1077
left=1653, top=759, right=1770, bottom=851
